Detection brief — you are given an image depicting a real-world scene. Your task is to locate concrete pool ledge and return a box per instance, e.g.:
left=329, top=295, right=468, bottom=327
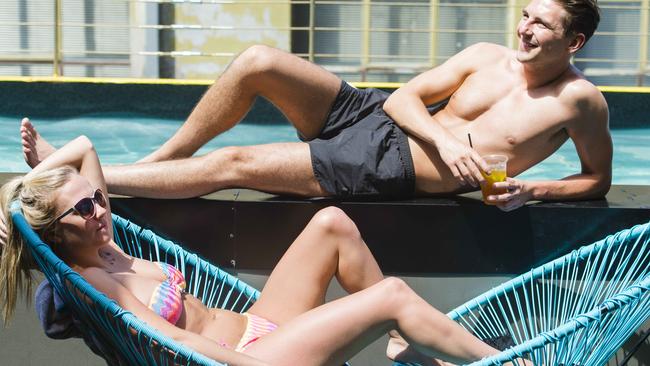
left=2, top=172, right=648, bottom=274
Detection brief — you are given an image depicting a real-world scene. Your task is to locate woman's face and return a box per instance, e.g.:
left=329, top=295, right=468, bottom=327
left=52, top=174, right=110, bottom=249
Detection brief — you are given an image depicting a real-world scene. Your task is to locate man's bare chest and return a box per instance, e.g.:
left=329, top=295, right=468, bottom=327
left=445, top=76, right=570, bottom=139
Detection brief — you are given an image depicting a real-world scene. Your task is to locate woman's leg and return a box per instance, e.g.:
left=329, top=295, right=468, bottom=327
left=244, top=277, right=499, bottom=366
left=246, top=206, right=451, bottom=365
left=246, top=206, right=384, bottom=324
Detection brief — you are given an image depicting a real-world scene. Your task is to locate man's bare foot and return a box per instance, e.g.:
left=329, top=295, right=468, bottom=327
left=21, top=118, right=56, bottom=168
left=386, top=331, right=454, bottom=366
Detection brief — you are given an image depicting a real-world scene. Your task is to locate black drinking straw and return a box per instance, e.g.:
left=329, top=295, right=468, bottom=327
left=468, top=132, right=487, bottom=175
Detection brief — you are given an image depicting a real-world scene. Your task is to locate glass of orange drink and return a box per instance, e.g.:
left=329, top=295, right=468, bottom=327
left=480, top=154, right=508, bottom=205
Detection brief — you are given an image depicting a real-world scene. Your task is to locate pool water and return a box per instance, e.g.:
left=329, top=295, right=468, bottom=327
left=517, top=129, right=649, bottom=184
left=0, top=115, right=301, bottom=171
left=0, top=115, right=648, bottom=185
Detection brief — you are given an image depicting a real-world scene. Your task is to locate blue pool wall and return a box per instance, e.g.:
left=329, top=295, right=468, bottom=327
left=1, top=80, right=649, bottom=128
left=1, top=80, right=286, bottom=124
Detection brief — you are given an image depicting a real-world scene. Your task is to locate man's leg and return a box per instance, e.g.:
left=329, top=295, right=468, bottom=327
left=141, top=45, right=342, bottom=163
left=104, top=142, right=329, bottom=198
left=21, top=118, right=329, bottom=197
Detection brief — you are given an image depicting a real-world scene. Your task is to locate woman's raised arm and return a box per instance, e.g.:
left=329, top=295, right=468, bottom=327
left=28, top=135, right=106, bottom=195
left=26, top=135, right=112, bottom=236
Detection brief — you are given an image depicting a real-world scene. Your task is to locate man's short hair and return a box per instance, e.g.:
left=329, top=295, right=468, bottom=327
left=556, top=0, right=601, bottom=43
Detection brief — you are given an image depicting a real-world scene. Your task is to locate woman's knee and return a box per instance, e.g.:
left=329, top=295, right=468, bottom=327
left=311, top=207, right=360, bottom=240
left=379, top=277, right=410, bottom=293
left=377, top=277, right=414, bottom=305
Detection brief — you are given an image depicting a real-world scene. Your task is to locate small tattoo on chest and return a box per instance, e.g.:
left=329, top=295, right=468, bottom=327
left=98, top=249, right=116, bottom=266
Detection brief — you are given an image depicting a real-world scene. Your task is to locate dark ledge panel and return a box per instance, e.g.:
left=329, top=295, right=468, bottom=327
left=107, top=186, right=650, bottom=275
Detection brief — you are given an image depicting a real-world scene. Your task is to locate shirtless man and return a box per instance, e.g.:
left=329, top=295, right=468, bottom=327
left=20, top=0, right=611, bottom=212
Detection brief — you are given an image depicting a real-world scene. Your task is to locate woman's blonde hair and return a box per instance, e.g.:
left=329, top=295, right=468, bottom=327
left=0, top=166, right=77, bottom=325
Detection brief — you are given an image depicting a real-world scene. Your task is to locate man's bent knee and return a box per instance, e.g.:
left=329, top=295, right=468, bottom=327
left=236, top=45, right=284, bottom=77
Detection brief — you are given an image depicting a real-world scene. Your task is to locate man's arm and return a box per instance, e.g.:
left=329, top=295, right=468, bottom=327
left=491, top=89, right=612, bottom=211
left=531, top=93, right=612, bottom=199
left=383, top=43, right=494, bottom=187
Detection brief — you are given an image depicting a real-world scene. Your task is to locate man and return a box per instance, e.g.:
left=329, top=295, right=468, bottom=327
left=22, top=0, right=611, bottom=212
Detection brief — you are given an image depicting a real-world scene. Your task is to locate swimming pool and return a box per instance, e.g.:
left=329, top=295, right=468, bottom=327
left=0, top=115, right=648, bottom=185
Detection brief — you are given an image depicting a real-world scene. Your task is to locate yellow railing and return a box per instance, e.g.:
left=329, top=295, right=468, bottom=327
left=0, top=0, right=648, bottom=85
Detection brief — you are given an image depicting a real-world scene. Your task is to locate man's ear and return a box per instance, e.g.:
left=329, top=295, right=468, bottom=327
left=568, top=33, right=586, bottom=53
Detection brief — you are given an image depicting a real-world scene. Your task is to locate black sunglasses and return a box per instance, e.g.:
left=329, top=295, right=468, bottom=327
left=52, top=188, right=107, bottom=224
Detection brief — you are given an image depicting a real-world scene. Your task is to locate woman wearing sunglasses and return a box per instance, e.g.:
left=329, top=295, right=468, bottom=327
left=1, top=129, right=511, bottom=366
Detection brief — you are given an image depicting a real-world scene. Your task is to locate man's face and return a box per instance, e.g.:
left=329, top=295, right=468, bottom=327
left=516, top=0, right=575, bottom=64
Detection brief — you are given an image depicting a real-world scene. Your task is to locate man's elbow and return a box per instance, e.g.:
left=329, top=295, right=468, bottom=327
left=383, top=89, right=406, bottom=115
left=597, top=180, right=611, bottom=197
left=588, top=176, right=611, bottom=199
left=383, top=94, right=396, bottom=115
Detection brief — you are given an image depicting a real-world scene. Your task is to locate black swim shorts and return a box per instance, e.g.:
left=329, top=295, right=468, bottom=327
left=303, top=80, right=416, bottom=197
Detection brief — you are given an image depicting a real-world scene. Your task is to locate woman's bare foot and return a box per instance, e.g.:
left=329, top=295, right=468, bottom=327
left=386, top=331, right=454, bottom=366
left=21, top=118, right=56, bottom=168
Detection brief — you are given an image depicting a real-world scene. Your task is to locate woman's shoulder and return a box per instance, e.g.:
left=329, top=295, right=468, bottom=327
left=79, top=266, right=114, bottom=285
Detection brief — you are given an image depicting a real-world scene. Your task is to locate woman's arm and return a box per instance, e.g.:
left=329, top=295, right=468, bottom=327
left=81, top=267, right=268, bottom=366
left=26, top=135, right=112, bottom=237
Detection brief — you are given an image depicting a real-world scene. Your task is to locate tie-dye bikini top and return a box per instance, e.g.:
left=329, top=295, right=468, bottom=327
left=148, top=262, right=186, bottom=325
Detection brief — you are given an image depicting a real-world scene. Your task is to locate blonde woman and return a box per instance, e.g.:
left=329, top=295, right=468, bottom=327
left=1, top=123, right=509, bottom=366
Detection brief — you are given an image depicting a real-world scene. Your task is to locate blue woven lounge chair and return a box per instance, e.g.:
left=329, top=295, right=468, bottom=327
left=12, top=204, right=649, bottom=366
left=396, top=221, right=650, bottom=366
